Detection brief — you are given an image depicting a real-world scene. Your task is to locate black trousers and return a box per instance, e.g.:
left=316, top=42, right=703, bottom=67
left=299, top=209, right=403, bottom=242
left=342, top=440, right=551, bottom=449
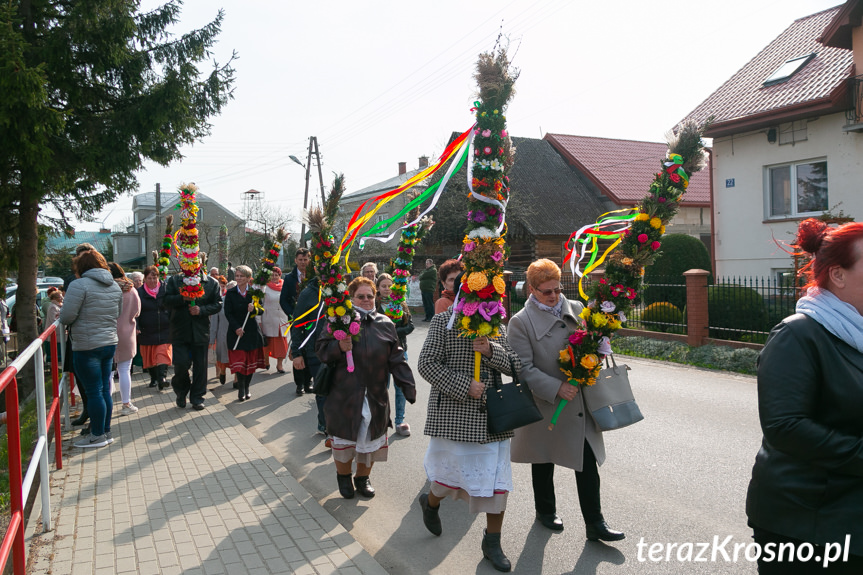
left=171, top=342, right=208, bottom=405
left=752, top=527, right=863, bottom=574
left=293, top=365, right=311, bottom=390
left=421, top=291, right=435, bottom=320
left=531, top=441, right=602, bottom=524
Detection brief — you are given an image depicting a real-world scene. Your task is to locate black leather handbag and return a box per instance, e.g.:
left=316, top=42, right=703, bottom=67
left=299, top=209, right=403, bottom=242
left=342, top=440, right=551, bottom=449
left=312, top=362, right=335, bottom=396
left=485, top=356, right=543, bottom=434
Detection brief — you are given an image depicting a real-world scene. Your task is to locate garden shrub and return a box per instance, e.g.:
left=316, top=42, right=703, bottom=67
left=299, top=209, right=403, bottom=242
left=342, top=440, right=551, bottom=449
left=610, top=336, right=759, bottom=375
left=707, top=284, right=769, bottom=341
left=643, top=234, right=712, bottom=309
left=640, top=302, right=684, bottom=333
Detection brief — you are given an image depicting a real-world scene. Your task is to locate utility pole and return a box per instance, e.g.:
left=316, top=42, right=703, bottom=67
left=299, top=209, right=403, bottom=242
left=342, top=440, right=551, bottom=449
left=298, top=136, right=326, bottom=247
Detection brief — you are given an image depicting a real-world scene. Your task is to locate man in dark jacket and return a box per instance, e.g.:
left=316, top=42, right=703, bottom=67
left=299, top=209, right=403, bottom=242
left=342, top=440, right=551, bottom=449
left=281, top=248, right=311, bottom=395
left=419, top=259, right=437, bottom=321
left=290, top=277, right=327, bottom=433
left=163, top=272, right=222, bottom=409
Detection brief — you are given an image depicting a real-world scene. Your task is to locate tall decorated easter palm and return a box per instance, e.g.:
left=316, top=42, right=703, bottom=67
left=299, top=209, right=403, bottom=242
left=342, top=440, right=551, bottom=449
left=453, top=46, right=519, bottom=381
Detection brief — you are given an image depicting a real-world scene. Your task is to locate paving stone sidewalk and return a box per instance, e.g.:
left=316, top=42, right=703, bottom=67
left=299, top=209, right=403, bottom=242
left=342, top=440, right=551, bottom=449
left=27, top=374, right=387, bottom=575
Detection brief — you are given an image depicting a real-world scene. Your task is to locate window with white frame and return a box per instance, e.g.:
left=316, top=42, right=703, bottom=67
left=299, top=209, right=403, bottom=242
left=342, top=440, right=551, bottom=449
left=766, top=159, right=828, bottom=218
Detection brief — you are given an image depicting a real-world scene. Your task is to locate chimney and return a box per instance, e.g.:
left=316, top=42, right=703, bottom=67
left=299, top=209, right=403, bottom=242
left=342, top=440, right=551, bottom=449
left=99, top=228, right=111, bottom=234
left=398, top=161, right=407, bottom=175
left=418, top=156, right=429, bottom=169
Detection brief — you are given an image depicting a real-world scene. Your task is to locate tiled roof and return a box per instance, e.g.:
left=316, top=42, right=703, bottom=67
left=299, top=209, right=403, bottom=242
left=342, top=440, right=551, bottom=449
left=544, top=134, right=711, bottom=206
left=507, top=136, right=608, bottom=236
left=682, top=6, right=852, bottom=136
left=45, top=231, right=112, bottom=253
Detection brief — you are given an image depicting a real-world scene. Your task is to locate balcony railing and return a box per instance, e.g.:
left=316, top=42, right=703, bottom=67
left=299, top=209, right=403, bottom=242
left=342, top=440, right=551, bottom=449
left=844, top=74, right=863, bottom=131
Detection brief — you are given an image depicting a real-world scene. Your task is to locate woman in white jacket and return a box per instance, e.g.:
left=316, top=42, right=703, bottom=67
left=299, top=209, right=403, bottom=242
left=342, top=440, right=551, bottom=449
left=258, top=267, right=289, bottom=373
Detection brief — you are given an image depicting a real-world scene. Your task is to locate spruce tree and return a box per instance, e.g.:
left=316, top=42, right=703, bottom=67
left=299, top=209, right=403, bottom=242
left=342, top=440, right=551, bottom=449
left=0, top=0, right=236, bottom=353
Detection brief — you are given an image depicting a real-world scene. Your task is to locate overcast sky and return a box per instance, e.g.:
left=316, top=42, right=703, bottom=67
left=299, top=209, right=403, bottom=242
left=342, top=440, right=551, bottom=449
left=75, top=0, right=842, bottom=232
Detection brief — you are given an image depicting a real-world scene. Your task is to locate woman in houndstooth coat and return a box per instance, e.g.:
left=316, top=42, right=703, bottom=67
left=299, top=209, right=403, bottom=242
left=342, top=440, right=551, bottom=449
left=417, top=288, right=522, bottom=572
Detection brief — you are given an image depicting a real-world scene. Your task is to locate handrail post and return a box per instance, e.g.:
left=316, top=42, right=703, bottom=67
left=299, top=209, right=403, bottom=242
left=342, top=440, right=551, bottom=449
left=57, top=326, right=71, bottom=430
left=34, top=347, right=52, bottom=531
left=6, top=376, right=25, bottom=574
left=49, top=328, right=63, bottom=469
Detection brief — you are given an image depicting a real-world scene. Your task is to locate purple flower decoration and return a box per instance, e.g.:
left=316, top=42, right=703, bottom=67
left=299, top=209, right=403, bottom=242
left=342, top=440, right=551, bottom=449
left=473, top=211, right=487, bottom=223
left=463, top=241, right=475, bottom=252
left=491, top=251, right=503, bottom=262
left=600, top=301, right=616, bottom=313
left=478, top=302, right=494, bottom=321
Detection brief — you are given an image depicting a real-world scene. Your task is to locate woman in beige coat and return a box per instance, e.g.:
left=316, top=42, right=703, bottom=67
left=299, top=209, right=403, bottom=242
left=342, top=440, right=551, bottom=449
left=507, top=259, right=623, bottom=542
left=109, top=263, right=141, bottom=416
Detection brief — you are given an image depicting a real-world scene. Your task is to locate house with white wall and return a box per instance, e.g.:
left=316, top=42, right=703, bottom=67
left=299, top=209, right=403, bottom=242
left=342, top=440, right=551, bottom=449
left=681, top=2, right=863, bottom=280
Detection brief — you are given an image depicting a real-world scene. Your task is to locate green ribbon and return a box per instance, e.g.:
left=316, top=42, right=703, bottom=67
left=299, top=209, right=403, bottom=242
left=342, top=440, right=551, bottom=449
left=361, top=148, right=469, bottom=238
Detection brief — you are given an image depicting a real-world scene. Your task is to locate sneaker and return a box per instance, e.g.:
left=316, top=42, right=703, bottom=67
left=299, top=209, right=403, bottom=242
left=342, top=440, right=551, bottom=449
left=396, top=423, right=411, bottom=437
left=73, top=433, right=108, bottom=448
left=119, top=404, right=138, bottom=416
left=192, top=403, right=205, bottom=411
left=105, top=431, right=114, bottom=444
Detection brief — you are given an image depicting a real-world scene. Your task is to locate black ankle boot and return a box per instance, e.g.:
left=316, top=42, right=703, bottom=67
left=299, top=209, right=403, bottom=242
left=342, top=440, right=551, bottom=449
left=244, top=376, right=251, bottom=400
left=418, top=493, right=441, bottom=536
left=353, top=476, right=375, bottom=498
left=148, top=367, right=157, bottom=388
left=585, top=520, right=625, bottom=542
left=157, top=365, right=168, bottom=390
left=482, top=530, right=511, bottom=572
left=337, top=473, right=355, bottom=499
left=71, top=408, right=89, bottom=426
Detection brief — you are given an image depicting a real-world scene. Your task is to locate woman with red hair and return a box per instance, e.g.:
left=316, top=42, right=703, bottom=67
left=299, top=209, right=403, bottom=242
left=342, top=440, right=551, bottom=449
left=746, top=218, right=863, bottom=572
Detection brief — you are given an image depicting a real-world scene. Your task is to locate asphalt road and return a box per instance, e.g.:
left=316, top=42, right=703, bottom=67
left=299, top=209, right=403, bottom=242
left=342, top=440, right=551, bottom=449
left=211, top=322, right=763, bottom=574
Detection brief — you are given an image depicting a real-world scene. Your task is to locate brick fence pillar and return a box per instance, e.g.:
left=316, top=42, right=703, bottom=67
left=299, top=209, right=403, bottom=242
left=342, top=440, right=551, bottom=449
left=684, top=269, right=710, bottom=347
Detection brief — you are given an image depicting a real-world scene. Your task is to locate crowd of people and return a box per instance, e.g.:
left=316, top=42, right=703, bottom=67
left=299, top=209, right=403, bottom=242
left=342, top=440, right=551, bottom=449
left=11, top=215, right=861, bottom=573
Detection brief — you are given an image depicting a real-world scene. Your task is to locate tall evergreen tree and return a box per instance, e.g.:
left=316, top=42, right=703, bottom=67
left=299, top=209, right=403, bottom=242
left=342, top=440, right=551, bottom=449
left=0, top=0, right=236, bottom=351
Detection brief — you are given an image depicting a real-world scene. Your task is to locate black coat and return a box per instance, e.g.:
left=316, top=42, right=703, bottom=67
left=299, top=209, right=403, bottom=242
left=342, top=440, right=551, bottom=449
left=162, top=273, right=222, bottom=345
left=746, top=313, right=863, bottom=555
left=290, top=278, right=323, bottom=373
left=136, top=283, right=171, bottom=346
left=224, top=286, right=265, bottom=351
left=279, top=266, right=303, bottom=318
left=315, top=310, right=416, bottom=442
left=376, top=301, right=414, bottom=351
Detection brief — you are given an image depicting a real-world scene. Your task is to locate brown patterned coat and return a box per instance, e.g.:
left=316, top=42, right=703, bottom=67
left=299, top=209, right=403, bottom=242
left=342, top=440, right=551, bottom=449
left=418, top=311, right=522, bottom=444
left=315, top=310, right=416, bottom=442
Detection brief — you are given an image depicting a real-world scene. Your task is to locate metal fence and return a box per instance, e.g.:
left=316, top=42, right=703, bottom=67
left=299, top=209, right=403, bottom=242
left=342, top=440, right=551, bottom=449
left=707, top=275, right=797, bottom=344
left=0, top=320, right=68, bottom=574
left=507, top=272, right=797, bottom=344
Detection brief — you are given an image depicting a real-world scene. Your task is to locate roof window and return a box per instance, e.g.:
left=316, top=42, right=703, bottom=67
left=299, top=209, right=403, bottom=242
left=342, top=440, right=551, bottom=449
left=763, top=53, right=816, bottom=86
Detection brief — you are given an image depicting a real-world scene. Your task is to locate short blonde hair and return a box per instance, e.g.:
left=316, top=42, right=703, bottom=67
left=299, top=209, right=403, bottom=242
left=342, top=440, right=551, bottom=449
left=235, top=265, right=253, bottom=278
left=526, top=259, right=561, bottom=288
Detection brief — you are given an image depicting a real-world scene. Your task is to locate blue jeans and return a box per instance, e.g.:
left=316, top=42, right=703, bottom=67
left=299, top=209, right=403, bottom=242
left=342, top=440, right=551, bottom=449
left=386, top=351, right=408, bottom=425
left=73, top=345, right=116, bottom=437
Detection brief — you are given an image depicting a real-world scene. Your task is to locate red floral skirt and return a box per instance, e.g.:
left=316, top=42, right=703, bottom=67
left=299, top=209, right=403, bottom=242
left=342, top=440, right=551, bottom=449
left=228, top=348, right=266, bottom=376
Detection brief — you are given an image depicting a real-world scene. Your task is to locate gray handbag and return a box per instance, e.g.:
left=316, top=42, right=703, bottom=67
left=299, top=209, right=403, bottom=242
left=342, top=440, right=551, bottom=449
left=581, top=355, right=644, bottom=431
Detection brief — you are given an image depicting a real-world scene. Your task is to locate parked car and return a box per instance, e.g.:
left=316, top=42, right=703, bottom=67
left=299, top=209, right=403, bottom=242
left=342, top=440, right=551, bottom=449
left=36, top=277, right=64, bottom=290
left=7, top=288, right=51, bottom=320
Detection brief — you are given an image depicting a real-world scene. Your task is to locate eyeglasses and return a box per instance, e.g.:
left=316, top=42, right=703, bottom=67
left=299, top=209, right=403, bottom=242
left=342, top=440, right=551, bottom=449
left=353, top=294, right=375, bottom=300
left=535, top=285, right=562, bottom=296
